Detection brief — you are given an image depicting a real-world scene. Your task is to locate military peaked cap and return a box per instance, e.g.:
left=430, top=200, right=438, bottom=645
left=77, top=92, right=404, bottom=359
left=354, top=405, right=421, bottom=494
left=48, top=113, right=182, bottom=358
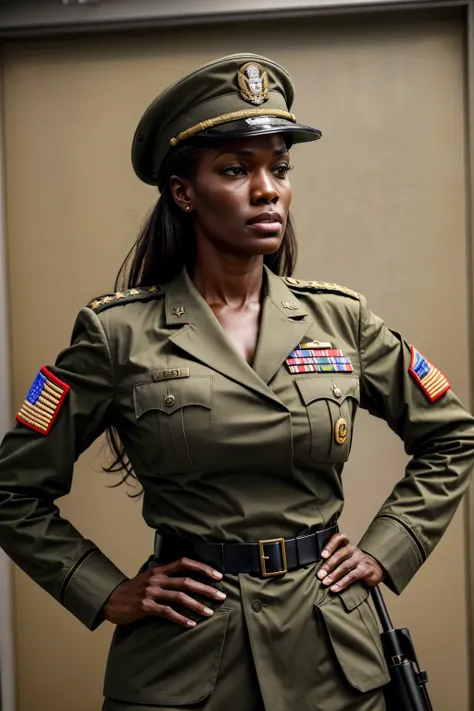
left=132, top=53, right=322, bottom=186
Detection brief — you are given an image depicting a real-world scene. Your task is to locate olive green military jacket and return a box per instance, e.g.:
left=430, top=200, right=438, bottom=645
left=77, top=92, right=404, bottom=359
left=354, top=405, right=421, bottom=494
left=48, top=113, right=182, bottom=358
left=0, top=266, right=473, bottom=706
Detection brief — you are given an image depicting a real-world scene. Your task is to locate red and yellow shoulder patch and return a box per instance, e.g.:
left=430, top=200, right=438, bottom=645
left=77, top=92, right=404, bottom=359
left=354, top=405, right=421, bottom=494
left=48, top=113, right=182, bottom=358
left=17, top=367, right=70, bottom=435
left=409, top=346, right=450, bottom=403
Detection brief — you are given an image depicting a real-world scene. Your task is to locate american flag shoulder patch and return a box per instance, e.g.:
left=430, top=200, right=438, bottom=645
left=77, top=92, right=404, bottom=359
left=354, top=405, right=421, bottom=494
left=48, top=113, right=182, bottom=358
left=17, top=367, right=70, bottom=435
left=409, top=347, right=450, bottom=403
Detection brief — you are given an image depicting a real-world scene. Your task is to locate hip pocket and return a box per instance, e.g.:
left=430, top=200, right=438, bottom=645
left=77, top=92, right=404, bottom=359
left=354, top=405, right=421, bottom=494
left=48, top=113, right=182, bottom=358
left=314, top=583, right=389, bottom=692
left=295, top=376, right=360, bottom=463
left=133, top=375, right=216, bottom=473
left=104, top=607, right=231, bottom=706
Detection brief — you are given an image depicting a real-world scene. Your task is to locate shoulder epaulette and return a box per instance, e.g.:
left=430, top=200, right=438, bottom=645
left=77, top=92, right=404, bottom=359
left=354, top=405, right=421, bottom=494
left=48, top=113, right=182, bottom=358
left=284, top=277, right=360, bottom=301
left=86, top=285, right=164, bottom=314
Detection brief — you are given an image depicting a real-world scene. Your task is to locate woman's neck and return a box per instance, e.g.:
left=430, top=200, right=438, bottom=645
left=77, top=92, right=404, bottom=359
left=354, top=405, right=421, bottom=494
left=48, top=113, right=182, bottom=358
left=191, top=250, right=265, bottom=308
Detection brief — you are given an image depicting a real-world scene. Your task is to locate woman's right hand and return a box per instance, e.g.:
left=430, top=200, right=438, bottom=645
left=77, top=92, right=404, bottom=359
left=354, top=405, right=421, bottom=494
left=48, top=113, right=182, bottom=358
left=102, top=557, right=226, bottom=628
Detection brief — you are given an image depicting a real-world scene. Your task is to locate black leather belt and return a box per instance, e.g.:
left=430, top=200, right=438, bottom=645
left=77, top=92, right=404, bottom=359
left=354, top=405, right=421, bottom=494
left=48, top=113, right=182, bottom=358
left=154, top=524, right=338, bottom=577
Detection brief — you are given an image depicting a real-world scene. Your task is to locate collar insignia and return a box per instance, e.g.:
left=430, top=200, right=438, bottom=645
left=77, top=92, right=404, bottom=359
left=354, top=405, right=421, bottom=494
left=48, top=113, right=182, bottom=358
left=172, top=305, right=187, bottom=318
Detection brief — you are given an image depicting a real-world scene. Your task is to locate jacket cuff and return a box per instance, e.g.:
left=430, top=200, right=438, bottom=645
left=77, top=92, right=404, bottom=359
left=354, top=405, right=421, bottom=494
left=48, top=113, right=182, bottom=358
left=61, top=549, right=128, bottom=630
left=358, top=516, right=425, bottom=594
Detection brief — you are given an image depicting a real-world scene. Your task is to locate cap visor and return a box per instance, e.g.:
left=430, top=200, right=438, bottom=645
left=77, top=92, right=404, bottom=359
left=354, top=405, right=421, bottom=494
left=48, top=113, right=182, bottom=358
left=193, top=116, right=321, bottom=143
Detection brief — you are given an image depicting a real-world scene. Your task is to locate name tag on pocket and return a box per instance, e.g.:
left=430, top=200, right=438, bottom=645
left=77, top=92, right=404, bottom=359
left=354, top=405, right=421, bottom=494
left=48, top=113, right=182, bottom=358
left=154, top=367, right=190, bottom=381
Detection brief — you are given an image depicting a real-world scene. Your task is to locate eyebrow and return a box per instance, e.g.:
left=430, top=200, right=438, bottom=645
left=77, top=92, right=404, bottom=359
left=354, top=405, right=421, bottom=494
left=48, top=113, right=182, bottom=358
left=213, top=145, right=289, bottom=160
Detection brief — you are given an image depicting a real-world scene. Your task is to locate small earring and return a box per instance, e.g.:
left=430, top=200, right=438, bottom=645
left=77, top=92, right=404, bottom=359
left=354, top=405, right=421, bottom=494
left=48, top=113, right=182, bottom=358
left=185, top=205, right=191, bottom=211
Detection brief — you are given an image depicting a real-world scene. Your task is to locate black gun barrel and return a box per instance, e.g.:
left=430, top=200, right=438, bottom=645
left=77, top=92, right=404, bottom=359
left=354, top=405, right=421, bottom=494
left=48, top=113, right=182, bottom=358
left=370, top=587, right=434, bottom=711
left=370, top=586, right=394, bottom=631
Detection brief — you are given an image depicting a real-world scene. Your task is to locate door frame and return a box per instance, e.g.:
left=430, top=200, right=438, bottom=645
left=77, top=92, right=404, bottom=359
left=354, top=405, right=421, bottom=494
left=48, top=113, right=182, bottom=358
left=0, top=3, right=473, bottom=711
left=0, top=64, right=15, bottom=711
left=0, top=0, right=468, bottom=38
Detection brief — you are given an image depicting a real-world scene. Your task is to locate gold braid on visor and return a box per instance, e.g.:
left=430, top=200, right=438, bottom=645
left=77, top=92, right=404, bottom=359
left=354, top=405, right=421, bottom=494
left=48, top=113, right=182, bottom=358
left=169, top=108, right=297, bottom=147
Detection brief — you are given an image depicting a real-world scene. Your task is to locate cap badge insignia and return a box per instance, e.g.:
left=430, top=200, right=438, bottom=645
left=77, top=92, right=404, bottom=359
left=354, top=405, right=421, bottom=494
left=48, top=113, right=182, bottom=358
left=238, top=62, right=269, bottom=106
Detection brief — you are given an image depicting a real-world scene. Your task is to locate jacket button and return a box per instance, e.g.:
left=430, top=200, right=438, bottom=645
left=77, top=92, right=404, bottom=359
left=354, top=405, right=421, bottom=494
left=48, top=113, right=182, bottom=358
left=333, top=386, right=342, bottom=399
left=252, top=600, right=263, bottom=613
left=164, top=394, right=175, bottom=407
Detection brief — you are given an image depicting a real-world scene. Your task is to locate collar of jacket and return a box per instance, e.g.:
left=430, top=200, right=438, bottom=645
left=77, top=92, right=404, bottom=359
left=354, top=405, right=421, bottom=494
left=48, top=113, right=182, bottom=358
left=162, top=267, right=311, bottom=393
left=164, top=265, right=307, bottom=327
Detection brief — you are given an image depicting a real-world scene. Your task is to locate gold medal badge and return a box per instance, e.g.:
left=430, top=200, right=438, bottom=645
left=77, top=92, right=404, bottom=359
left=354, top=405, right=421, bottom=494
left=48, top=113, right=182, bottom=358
left=238, top=62, right=269, bottom=106
left=334, top=418, right=348, bottom=445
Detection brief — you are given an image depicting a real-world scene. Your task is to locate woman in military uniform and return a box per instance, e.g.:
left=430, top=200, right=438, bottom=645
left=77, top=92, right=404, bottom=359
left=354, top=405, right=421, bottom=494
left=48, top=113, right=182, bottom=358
left=0, top=54, right=473, bottom=711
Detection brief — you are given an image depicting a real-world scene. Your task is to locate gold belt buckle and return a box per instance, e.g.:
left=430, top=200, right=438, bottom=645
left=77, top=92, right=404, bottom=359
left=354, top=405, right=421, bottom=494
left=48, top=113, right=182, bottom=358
left=258, top=538, right=288, bottom=577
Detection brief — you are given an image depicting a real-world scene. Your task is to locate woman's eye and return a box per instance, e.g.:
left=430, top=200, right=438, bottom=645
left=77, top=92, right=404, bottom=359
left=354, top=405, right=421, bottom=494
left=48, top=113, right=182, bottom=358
left=273, top=164, right=293, bottom=178
left=222, top=166, right=245, bottom=177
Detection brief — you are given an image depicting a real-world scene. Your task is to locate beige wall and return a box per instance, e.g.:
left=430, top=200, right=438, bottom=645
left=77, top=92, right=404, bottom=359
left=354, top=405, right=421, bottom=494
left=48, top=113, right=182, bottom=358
left=1, top=7, right=470, bottom=710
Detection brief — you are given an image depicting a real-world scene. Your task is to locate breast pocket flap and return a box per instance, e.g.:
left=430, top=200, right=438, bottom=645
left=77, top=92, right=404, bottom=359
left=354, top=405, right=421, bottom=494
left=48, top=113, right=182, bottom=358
left=133, top=376, right=212, bottom=417
left=295, top=376, right=360, bottom=406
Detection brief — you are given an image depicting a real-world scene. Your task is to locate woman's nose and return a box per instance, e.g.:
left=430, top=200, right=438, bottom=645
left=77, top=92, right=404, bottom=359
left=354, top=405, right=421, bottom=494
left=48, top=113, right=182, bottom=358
left=250, top=172, right=279, bottom=204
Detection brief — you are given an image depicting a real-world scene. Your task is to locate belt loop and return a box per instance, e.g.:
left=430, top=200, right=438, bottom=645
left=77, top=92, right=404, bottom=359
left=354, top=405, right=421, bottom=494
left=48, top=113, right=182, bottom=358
left=293, top=536, right=301, bottom=567
left=154, top=531, right=163, bottom=560
left=315, top=530, right=322, bottom=559
left=218, top=542, right=225, bottom=571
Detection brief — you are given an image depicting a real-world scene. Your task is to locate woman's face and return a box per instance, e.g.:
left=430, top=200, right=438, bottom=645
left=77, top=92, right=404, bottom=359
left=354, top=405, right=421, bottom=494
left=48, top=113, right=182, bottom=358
left=177, top=134, right=292, bottom=260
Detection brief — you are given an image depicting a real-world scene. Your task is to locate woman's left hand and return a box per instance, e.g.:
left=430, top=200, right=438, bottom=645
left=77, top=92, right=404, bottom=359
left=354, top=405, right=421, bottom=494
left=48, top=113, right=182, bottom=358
left=317, top=532, right=385, bottom=592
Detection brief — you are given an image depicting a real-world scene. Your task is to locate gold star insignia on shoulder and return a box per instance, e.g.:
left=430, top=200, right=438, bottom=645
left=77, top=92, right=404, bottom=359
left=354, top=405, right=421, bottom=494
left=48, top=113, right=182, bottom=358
left=86, top=284, right=164, bottom=314
left=285, top=277, right=359, bottom=301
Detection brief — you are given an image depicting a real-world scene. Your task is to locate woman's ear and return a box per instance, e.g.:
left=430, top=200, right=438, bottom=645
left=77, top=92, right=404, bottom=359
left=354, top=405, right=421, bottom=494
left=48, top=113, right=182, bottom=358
left=170, top=175, right=194, bottom=213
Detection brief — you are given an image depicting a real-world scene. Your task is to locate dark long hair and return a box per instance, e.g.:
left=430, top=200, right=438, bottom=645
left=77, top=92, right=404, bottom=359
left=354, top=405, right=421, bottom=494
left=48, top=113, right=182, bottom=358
left=105, top=140, right=297, bottom=491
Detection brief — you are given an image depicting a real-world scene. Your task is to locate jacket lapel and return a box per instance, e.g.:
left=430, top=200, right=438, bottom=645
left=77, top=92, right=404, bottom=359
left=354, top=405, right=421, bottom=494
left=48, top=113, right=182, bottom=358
left=164, top=267, right=315, bottom=400
left=251, top=268, right=313, bottom=384
left=165, top=269, right=284, bottom=406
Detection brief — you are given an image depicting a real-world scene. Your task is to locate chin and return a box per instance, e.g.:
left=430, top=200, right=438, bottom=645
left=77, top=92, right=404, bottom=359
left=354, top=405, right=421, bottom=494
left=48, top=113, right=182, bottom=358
left=245, top=234, right=283, bottom=255
left=258, top=240, right=283, bottom=256
left=214, top=232, right=283, bottom=258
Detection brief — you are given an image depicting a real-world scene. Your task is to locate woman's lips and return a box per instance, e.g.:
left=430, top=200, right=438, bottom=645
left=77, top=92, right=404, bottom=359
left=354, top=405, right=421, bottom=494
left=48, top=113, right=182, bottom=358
left=247, top=221, right=282, bottom=233
left=246, top=211, right=282, bottom=234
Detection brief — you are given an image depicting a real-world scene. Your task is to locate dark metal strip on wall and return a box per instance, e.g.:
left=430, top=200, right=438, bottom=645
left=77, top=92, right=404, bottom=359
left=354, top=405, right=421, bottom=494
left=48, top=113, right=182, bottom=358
left=464, top=7, right=474, bottom=711
left=0, top=61, right=15, bottom=711
left=0, top=0, right=467, bottom=38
